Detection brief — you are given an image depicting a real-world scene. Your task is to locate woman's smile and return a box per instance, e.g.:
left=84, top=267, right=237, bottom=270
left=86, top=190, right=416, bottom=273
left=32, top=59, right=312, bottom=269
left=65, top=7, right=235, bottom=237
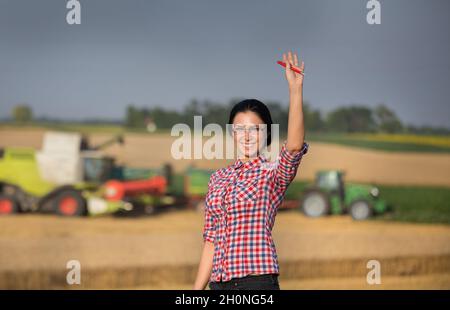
left=241, top=140, right=256, bottom=148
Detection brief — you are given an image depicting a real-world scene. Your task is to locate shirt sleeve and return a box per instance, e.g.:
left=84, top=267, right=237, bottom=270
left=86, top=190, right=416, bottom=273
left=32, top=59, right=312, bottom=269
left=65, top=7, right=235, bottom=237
left=273, top=141, right=309, bottom=194
left=202, top=173, right=218, bottom=243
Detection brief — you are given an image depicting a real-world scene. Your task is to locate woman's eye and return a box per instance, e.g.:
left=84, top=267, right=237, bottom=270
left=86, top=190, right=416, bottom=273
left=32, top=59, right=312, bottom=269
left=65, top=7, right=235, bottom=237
left=232, top=125, right=265, bottom=133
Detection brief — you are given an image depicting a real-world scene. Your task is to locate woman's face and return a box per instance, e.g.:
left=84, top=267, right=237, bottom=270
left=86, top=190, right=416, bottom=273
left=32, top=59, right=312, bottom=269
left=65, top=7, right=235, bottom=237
left=232, top=111, right=267, bottom=159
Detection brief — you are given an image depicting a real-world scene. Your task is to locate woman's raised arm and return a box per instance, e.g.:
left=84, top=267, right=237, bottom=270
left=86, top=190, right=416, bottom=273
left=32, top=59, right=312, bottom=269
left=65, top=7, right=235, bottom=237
left=283, top=51, right=305, bottom=154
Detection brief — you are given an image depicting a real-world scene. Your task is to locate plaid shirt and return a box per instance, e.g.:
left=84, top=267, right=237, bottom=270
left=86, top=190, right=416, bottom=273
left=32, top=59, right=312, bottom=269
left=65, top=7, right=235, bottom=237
left=203, top=141, right=309, bottom=282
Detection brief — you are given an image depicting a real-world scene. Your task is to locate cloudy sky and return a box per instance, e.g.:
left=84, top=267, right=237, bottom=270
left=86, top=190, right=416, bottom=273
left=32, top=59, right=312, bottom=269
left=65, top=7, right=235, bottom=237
left=0, top=0, right=449, bottom=127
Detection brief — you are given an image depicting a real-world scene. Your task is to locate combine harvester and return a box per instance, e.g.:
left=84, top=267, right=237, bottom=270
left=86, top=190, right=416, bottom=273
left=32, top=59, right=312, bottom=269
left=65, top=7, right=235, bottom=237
left=0, top=131, right=181, bottom=216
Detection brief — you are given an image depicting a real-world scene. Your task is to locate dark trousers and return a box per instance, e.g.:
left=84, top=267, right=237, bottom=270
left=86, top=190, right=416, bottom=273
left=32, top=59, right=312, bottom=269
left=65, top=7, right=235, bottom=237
left=209, top=274, right=280, bottom=290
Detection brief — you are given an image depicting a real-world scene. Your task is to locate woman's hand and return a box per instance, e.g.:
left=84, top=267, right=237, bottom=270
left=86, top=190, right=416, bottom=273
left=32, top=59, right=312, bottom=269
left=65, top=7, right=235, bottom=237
left=193, top=241, right=215, bottom=290
left=283, top=51, right=304, bottom=93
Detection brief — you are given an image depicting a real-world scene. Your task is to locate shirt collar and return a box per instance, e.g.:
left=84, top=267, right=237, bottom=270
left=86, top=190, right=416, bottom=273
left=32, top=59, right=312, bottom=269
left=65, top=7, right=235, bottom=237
left=233, top=153, right=267, bottom=170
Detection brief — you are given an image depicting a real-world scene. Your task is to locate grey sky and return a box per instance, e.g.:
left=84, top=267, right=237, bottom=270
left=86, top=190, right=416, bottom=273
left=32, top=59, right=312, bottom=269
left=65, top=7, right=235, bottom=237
left=0, top=0, right=449, bottom=127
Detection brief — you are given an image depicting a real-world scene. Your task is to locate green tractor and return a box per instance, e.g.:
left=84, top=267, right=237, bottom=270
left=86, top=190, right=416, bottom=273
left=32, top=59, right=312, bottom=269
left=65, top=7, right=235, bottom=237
left=300, top=170, right=387, bottom=220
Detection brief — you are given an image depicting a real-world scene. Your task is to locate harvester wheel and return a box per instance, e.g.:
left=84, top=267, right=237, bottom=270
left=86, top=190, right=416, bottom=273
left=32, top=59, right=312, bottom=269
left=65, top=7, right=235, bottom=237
left=0, top=194, right=19, bottom=215
left=301, top=189, right=330, bottom=218
left=54, top=190, right=87, bottom=216
left=349, top=199, right=373, bottom=220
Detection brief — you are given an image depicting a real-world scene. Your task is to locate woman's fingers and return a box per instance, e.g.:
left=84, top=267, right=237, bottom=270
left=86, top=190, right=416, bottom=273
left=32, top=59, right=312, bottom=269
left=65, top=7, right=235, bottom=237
left=282, top=51, right=304, bottom=75
left=293, top=53, right=299, bottom=67
left=283, top=53, right=290, bottom=74
left=288, top=51, right=294, bottom=66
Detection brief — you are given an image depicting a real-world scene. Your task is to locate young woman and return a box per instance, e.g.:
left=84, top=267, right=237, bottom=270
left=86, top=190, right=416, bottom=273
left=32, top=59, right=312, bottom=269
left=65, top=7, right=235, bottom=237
left=194, top=51, right=309, bottom=290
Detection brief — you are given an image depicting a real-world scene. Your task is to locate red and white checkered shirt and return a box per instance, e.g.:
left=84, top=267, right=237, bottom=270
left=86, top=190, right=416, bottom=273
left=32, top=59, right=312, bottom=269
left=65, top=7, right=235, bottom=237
left=203, top=141, right=309, bottom=282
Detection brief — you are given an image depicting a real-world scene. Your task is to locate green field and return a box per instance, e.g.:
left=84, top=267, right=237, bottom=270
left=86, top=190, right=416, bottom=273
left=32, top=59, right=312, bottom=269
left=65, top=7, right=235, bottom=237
left=306, top=132, right=450, bottom=153
left=376, top=185, right=450, bottom=225
left=286, top=181, right=450, bottom=225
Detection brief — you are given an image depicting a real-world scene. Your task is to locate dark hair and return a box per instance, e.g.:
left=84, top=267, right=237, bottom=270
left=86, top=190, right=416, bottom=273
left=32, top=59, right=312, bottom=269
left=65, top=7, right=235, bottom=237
left=228, top=99, right=273, bottom=146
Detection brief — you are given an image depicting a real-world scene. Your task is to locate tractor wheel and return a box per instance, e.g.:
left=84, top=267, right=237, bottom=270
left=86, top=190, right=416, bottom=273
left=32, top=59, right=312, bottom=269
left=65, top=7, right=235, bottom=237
left=301, top=190, right=330, bottom=218
left=0, top=194, right=20, bottom=215
left=349, top=199, right=373, bottom=220
left=54, top=190, right=87, bottom=217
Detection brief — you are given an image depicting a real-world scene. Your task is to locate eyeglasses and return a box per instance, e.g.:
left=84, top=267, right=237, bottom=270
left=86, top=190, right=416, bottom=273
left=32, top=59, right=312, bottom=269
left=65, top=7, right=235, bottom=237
left=231, top=124, right=267, bottom=135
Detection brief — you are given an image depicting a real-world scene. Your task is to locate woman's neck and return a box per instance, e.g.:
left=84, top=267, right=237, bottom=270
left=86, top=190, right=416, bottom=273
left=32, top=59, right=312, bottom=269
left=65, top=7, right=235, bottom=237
left=240, top=152, right=259, bottom=162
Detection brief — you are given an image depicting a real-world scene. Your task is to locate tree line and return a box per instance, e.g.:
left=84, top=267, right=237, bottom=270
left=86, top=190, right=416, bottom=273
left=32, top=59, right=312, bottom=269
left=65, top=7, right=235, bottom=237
left=125, top=99, right=448, bottom=135
left=7, top=101, right=450, bottom=135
